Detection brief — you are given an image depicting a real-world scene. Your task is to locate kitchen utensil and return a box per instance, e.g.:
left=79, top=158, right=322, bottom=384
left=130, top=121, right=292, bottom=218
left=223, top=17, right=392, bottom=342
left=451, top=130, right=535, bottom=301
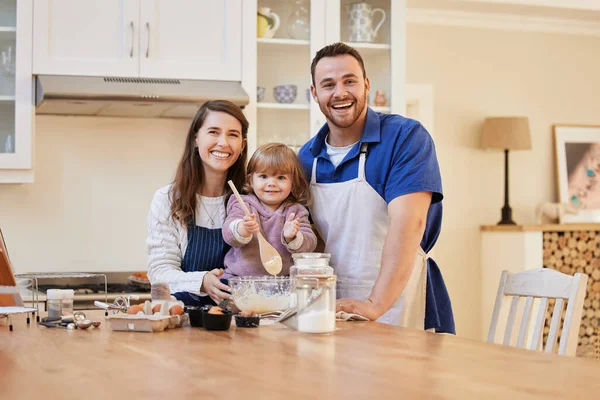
left=235, top=315, right=260, bottom=328
left=218, top=298, right=230, bottom=311
left=276, top=285, right=326, bottom=324
left=257, top=86, right=266, bottom=102
left=346, top=2, right=386, bottom=43
left=286, top=0, right=310, bottom=40
left=229, top=276, right=291, bottom=314
left=201, top=308, right=233, bottom=331
left=257, top=7, right=280, bottom=38
left=273, top=84, right=297, bottom=104
left=227, top=180, right=282, bottom=275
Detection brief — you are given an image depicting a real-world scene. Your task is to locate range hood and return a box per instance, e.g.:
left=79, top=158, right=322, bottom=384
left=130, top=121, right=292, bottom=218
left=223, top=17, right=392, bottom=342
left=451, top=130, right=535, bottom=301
left=34, top=75, right=249, bottom=119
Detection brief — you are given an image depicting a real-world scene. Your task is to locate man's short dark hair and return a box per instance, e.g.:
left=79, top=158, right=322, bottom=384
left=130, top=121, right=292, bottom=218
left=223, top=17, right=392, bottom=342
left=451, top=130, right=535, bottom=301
left=310, top=42, right=366, bottom=85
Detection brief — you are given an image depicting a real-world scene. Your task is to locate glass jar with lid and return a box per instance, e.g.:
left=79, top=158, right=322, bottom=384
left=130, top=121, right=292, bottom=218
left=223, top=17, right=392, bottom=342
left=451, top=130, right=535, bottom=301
left=296, top=275, right=337, bottom=334
left=290, top=253, right=333, bottom=306
left=46, top=289, right=63, bottom=321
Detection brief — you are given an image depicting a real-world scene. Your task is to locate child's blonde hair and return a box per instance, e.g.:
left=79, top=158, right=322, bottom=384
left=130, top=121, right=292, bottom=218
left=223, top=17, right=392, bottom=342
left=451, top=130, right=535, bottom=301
left=243, top=143, right=312, bottom=207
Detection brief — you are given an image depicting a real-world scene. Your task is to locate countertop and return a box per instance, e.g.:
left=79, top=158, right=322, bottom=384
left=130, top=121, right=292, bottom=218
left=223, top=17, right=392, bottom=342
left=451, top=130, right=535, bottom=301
left=1, top=311, right=600, bottom=399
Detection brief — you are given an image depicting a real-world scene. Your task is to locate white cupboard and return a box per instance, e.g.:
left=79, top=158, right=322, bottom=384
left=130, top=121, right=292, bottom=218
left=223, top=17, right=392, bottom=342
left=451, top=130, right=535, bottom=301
left=140, top=0, right=242, bottom=80
left=33, top=0, right=242, bottom=81
left=33, top=0, right=140, bottom=77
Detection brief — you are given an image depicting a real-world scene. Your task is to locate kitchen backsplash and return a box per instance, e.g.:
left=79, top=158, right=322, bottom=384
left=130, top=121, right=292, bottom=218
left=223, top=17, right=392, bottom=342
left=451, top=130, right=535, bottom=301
left=0, top=115, right=189, bottom=274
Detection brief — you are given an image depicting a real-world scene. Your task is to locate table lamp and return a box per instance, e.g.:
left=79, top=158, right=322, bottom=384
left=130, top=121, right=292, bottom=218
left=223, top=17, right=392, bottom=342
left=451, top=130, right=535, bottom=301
left=481, top=116, right=531, bottom=225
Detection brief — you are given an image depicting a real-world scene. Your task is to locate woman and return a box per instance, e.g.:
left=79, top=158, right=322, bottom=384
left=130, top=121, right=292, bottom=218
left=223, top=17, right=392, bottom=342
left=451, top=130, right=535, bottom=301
left=147, top=100, right=248, bottom=306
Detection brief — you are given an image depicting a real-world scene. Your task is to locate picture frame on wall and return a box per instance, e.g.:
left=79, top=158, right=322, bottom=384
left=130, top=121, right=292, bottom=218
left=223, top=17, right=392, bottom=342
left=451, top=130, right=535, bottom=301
left=554, top=125, right=600, bottom=223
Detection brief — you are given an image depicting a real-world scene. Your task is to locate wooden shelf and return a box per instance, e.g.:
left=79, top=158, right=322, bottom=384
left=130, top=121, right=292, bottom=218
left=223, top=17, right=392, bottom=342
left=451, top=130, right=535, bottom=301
left=481, top=224, right=600, bottom=232
left=257, top=102, right=310, bottom=110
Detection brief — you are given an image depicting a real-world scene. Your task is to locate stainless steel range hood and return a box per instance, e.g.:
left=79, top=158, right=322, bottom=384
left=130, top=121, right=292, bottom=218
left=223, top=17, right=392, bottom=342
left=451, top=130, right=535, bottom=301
left=34, top=75, right=249, bottom=119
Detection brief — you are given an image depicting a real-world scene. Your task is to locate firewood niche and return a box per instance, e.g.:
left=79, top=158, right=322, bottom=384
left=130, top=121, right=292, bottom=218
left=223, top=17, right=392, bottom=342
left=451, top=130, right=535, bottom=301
left=543, top=229, right=600, bottom=359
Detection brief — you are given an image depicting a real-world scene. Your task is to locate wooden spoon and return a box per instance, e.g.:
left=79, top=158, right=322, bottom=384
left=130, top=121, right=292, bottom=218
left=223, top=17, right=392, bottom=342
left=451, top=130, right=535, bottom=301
left=227, top=180, right=283, bottom=276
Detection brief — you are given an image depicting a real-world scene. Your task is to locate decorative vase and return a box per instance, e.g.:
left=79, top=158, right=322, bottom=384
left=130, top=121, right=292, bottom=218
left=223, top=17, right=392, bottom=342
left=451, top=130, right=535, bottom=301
left=287, top=0, right=310, bottom=40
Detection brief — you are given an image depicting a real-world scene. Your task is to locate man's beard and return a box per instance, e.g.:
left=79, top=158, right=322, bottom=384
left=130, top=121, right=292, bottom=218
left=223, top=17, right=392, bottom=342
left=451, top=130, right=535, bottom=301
left=318, top=92, right=367, bottom=129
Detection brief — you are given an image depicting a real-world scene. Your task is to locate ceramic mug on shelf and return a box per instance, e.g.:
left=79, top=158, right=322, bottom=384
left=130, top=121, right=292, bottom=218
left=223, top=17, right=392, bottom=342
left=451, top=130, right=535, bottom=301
left=346, top=2, right=386, bottom=43
left=274, top=84, right=297, bottom=104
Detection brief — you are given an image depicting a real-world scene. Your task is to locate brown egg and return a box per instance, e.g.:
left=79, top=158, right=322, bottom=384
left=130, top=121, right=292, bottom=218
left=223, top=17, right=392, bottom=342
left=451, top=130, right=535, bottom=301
left=208, top=306, right=223, bottom=315
left=152, top=304, right=162, bottom=314
left=127, top=304, right=143, bottom=314
left=169, top=305, right=184, bottom=316
left=240, top=309, right=257, bottom=317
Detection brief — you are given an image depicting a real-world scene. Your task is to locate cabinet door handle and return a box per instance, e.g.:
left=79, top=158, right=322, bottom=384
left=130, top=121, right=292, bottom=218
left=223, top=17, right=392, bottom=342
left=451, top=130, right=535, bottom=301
left=146, top=22, right=150, bottom=58
left=129, top=22, right=134, bottom=57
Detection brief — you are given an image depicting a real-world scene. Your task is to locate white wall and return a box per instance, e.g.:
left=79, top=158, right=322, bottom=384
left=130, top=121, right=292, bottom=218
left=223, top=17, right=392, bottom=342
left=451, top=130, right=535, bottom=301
left=0, top=116, right=189, bottom=274
left=407, top=24, right=600, bottom=339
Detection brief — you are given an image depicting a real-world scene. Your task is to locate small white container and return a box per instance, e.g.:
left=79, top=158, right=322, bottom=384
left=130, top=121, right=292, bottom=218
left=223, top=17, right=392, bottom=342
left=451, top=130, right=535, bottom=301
left=46, top=289, right=63, bottom=320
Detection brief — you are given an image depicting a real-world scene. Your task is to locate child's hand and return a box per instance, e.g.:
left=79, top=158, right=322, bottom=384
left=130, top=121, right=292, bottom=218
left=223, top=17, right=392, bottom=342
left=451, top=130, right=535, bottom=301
left=283, top=213, right=300, bottom=242
left=238, top=214, right=260, bottom=237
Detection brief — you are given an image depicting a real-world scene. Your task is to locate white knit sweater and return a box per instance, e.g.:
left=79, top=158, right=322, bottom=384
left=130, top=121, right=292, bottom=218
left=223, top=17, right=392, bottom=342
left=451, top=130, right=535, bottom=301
left=146, top=185, right=226, bottom=295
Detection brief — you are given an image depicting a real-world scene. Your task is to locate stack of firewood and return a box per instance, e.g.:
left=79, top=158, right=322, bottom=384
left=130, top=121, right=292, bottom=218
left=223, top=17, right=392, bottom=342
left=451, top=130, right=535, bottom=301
left=542, top=230, right=600, bottom=358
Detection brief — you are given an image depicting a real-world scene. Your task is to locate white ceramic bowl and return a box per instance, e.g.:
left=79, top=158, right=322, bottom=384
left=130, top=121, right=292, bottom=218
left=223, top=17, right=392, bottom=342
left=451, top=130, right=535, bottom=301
left=273, top=84, right=297, bottom=104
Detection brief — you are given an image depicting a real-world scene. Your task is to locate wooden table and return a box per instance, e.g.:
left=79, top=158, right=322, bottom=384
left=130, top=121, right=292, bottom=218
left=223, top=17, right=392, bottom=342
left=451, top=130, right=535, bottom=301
left=2, top=311, right=600, bottom=399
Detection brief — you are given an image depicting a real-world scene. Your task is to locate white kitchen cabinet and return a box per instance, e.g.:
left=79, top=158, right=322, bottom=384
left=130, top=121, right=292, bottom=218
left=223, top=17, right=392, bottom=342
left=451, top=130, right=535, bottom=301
left=140, top=0, right=242, bottom=81
left=33, top=0, right=242, bottom=81
left=33, top=0, right=140, bottom=77
left=0, top=0, right=34, bottom=183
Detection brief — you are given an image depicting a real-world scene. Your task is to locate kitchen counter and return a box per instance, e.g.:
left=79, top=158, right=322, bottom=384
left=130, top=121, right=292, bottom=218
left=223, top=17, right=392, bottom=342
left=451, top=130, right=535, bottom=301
left=2, top=311, right=600, bottom=399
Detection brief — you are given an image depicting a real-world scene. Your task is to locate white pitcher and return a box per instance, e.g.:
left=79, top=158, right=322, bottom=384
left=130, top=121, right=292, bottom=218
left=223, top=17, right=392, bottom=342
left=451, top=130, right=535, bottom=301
left=346, top=2, right=386, bottom=43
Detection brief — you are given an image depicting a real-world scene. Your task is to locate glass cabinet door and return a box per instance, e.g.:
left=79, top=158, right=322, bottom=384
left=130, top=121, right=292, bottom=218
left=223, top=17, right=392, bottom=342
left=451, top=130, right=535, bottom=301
left=0, top=0, right=33, bottom=174
left=0, top=0, right=16, bottom=156
left=256, top=0, right=320, bottom=151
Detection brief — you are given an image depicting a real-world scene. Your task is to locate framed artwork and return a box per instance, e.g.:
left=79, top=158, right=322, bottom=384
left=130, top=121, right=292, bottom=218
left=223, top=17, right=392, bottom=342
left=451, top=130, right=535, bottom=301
left=554, top=125, right=600, bottom=223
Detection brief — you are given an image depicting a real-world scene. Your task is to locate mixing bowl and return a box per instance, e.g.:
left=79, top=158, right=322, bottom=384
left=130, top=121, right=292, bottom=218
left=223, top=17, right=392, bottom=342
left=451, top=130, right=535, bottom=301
left=229, top=276, right=291, bottom=314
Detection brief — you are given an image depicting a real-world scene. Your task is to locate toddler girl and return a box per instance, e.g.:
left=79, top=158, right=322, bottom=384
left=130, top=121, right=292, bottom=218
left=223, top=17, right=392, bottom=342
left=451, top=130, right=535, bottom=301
left=222, top=143, right=317, bottom=278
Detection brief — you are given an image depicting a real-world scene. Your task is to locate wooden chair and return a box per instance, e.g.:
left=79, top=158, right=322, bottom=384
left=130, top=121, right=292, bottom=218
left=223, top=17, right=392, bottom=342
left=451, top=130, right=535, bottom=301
left=487, top=268, right=588, bottom=356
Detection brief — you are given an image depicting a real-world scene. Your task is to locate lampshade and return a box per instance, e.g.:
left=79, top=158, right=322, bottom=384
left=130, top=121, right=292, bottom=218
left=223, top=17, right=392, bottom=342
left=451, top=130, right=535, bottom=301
left=481, top=117, right=532, bottom=150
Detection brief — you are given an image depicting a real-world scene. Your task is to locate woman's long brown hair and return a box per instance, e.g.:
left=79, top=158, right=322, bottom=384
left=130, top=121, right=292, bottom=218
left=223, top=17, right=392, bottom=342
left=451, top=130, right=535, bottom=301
left=169, top=100, right=248, bottom=225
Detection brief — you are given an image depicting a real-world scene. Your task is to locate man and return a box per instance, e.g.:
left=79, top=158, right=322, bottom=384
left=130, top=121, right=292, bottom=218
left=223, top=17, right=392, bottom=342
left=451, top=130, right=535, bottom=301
left=298, top=42, right=455, bottom=333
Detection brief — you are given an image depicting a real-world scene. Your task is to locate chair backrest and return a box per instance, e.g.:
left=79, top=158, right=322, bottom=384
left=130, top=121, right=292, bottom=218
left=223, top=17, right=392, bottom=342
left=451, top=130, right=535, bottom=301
left=487, top=268, right=588, bottom=356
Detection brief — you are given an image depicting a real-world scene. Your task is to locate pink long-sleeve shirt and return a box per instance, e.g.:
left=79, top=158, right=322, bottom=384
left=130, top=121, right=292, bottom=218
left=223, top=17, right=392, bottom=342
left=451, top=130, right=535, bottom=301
left=222, top=193, right=317, bottom=278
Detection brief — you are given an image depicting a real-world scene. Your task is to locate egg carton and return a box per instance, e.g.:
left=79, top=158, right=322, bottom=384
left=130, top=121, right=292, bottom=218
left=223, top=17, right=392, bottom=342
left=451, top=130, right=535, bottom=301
left=107, top=300, right=188, bottom=332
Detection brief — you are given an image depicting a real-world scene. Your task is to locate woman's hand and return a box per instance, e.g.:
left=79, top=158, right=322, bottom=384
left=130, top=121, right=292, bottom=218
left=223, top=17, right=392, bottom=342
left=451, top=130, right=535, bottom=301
left=200, top=268, right=231, bottom=304
left=283, top=213, right=300, bottom=242
left=238, top=214, right=260, bottom=237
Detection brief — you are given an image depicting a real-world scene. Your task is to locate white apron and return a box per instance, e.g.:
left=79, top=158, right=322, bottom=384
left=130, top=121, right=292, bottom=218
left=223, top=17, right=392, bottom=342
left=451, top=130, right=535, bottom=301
left=309, top=143, right=428, bottom=328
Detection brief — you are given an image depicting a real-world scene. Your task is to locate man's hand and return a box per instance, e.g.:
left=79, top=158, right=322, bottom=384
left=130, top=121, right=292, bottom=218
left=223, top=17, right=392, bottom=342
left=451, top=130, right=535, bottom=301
left=336, top=298, right=383, bottom=321
left=200, top=268, right=231, bottom=304
left=238, top=214, right=260, bottom=237
left=283, top=213, right=300, bottom=242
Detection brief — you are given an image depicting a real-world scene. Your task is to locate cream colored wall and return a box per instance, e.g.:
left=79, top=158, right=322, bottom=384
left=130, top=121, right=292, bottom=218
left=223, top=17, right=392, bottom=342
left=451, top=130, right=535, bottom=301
left=0, top=116, right=189, bottom=274
left=407, top=24, right=600, bottom=339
